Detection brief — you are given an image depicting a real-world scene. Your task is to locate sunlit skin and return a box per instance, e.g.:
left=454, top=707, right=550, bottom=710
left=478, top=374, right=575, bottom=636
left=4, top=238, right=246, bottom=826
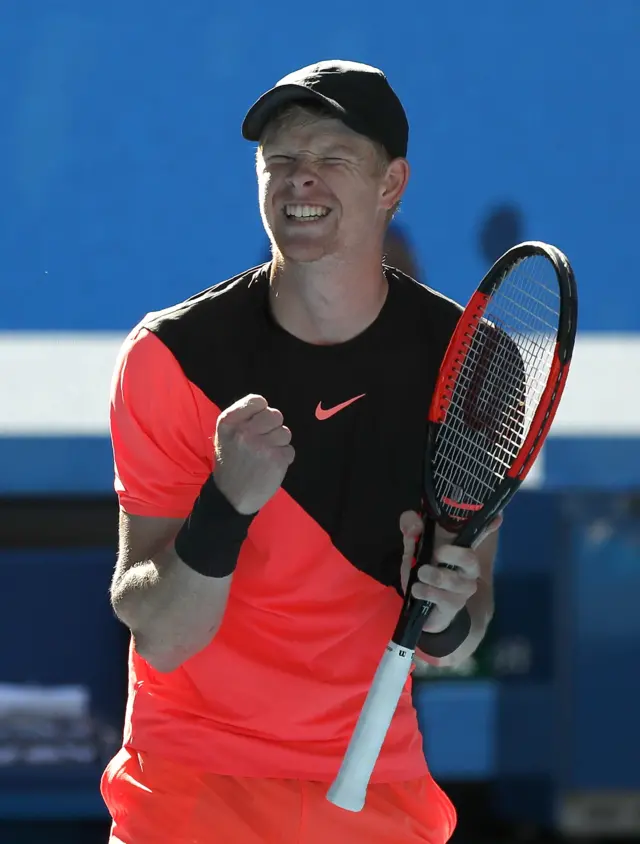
left=256, top=113, right=409, bottom=345
left=258, top=117, right=405, bottom=262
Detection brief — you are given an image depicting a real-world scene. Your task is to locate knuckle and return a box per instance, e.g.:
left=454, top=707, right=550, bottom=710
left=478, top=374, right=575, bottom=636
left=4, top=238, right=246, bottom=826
left=280, top=428, right=292, bottom=445
left=428, top=566, right=445, bottom=588
left=229, top=394, right=268, bottom=419
left=458, top=552, right=480, bottom=579
left=427, top=569, right=442, bottom=588
left=416, top=564, right=430, bottom=583
left=411, top=582, right=428, bottom=601
left=469, top=562, right=481, bottom=580
left=412, top=580, right=441, bottom=603
left=459, top=547, right=476, bottom=565
left=246, top=393, right=268, bottom=406
left=418, top=563, right=432, bottom=576
left=269, top=407, right=284, bottom=425
left=271, top=423, right=288, bottom=442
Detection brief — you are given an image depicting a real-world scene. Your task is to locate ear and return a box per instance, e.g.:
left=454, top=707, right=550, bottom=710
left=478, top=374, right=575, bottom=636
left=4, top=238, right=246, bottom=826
left=380, top=158, right=410, bottom=211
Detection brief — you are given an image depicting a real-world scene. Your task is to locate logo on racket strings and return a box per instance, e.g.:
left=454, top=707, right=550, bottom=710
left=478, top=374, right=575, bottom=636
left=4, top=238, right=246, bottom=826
left=442, top=484, right=483, bottom=516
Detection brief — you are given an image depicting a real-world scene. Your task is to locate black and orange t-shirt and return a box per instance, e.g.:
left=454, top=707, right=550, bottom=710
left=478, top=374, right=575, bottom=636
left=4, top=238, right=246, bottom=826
left=110, top=264, right=462, bottom=783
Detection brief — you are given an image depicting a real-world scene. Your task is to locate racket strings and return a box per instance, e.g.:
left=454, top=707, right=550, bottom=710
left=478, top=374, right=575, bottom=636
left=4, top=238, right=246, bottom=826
left=435, top=254, right=560, bottom=521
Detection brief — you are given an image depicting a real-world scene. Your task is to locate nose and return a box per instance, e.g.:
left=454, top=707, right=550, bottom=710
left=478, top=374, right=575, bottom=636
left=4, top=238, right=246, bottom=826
left=286, top=159, right=318, bottom=190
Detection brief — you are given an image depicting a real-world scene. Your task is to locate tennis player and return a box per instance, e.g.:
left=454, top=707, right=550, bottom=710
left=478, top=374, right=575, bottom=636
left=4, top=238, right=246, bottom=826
left=102, top=60, right=501, bottom=844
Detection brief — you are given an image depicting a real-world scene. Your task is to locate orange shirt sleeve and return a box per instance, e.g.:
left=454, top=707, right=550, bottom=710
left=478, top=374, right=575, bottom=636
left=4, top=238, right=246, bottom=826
left=110, top=326, right=214, bottom=518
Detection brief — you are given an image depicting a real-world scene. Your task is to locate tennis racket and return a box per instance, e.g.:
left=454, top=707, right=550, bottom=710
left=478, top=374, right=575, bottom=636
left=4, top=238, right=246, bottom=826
left=327, top=241, right=578, bottom=812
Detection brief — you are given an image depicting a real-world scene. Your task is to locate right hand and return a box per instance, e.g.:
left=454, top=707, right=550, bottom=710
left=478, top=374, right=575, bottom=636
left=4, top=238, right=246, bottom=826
left=213, top=394, right=295, bottom=515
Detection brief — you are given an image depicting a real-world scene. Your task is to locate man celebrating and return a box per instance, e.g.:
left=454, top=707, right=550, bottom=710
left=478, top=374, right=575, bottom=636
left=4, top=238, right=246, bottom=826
left=102, top=60, right=499, bottom=843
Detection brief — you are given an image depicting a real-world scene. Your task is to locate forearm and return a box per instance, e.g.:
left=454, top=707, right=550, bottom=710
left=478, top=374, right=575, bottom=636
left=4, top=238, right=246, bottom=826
left=113, top=476, right=255, bottom=672
left=111, top=546, right=232, bottom=672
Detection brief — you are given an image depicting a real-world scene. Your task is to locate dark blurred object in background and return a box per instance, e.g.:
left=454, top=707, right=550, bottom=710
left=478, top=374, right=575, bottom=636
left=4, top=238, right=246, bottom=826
left=383, top=220, right=423, bottom=282
left=478, top=203, right=524, bottom=266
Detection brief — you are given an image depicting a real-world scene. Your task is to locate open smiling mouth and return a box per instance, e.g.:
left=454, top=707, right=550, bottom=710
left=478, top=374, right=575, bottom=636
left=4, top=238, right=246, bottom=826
left=283, top=204, right=331, bottom=222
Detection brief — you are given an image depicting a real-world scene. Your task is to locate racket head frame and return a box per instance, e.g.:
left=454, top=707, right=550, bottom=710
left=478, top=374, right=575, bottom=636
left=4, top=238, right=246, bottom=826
left=423, top=241, right=578, bottom=544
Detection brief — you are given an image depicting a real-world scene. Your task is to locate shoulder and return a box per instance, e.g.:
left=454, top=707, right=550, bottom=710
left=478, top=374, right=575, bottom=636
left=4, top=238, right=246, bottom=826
left=111, top=324, right=185, bottom=397
left=114, top=263, right=270, bottom=417
left=113, top=263, right=267, bottom=382
left=119, top=263, right=270, bottom=376
left=142, top=263, right=270, bottom=339
left=385, top=265, right=463, bottom=342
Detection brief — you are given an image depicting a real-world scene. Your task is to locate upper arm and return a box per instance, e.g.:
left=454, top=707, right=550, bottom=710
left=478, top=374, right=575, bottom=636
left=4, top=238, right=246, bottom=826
left=116, top=509, right=185, bottom=576
left=110, top=325, right=216, bottom=577
left=110, top=325, right=214, bottom=519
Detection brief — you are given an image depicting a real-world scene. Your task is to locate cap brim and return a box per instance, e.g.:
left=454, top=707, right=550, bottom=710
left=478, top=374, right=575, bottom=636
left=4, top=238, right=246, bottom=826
left=242, top=84, right=346, bottom=141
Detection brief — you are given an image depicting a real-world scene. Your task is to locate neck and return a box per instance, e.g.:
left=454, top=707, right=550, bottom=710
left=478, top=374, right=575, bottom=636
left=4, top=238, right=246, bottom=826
left=268, top=251, right=388, bottom=345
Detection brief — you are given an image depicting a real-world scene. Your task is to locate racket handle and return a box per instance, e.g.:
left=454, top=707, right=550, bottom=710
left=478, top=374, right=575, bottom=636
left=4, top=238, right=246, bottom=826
left=326, top=641, right=414, bottom=812
left=399, top=560, right=458, bottom=641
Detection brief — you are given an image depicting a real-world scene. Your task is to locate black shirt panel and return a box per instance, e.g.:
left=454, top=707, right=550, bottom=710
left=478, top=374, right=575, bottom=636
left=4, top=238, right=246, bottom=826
left=145, top=264, right=463, bottom=590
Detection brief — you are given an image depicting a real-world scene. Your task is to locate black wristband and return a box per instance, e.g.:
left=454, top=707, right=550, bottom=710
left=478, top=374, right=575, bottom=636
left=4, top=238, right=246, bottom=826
left=417, top=606, right=472, bottom=658
left=174, top=475, right=255, bottom=578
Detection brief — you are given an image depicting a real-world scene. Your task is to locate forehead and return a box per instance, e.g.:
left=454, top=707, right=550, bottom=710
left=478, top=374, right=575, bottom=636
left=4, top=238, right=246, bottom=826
left=261, top=115, right=375, bottom=157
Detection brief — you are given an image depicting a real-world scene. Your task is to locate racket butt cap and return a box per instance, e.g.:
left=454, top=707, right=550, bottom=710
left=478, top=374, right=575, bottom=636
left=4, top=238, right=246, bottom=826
left=326, top=782, right=366, bottom=813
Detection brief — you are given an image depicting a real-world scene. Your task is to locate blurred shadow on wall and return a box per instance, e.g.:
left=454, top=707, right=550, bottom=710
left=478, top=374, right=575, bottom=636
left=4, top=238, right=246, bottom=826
left=478, top=203, right=524, bottom=266
left=383, top=220, right=423, bottom=282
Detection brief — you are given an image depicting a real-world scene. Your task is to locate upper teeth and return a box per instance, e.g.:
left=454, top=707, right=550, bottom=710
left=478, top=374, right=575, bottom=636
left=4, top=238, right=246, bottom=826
left=285, top=205, right=329, bottom=218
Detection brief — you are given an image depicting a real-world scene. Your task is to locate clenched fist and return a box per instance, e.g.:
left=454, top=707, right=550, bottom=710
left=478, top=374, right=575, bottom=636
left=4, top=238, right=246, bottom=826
left=213, top=394, right=295, bottom=515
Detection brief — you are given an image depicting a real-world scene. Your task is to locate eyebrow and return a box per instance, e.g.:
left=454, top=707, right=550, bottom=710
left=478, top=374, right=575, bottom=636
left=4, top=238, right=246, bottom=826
left=262, top=140, right=359, bottom=158
left=321, top=144, right=356, bottom=156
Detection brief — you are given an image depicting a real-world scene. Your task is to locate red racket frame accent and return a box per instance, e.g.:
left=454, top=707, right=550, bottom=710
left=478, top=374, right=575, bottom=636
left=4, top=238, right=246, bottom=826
left=441, top=497, right=483, bottom=511
left=507, top=346, right=571, bottom=479
left=430, top=291, right=491, bottom=425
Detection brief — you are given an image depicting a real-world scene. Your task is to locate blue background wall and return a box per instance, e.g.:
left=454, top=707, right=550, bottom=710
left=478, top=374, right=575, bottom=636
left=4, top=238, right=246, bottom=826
left=1, top=0, right=638, bottom=493
left=1, top=0, right=638, bottom=332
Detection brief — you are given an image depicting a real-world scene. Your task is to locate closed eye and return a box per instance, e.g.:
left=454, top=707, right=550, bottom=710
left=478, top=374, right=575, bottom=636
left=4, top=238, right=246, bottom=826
left=266, top=155, right=294, bottom=164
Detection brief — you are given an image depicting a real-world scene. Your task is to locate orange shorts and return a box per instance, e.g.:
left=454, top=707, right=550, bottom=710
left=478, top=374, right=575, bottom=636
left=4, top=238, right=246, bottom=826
left=101, top=747, right=456, bottom=844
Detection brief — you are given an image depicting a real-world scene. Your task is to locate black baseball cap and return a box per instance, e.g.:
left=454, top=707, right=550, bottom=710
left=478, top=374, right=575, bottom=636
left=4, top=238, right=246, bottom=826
left=242, top=60, right=409, bottom=160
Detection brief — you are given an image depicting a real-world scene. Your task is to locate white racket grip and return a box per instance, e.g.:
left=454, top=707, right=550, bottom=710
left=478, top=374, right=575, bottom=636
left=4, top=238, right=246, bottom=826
left=326, top=641, right=414, bottom=812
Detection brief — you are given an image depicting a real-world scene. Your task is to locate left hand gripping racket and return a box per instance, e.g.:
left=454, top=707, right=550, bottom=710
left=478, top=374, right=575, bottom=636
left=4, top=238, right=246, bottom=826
left=327, top=241, right=578, bottom=812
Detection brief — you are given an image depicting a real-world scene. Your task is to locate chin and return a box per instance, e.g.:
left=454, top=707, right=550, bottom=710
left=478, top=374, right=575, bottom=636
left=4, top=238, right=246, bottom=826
left=272, top=235, right=337, bottom=264
left=278, top=246, right=330, bottom=263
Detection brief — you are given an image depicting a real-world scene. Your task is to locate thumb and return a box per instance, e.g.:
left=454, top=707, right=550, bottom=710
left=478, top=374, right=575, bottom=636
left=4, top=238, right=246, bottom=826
left=399, top=511, right=424, bottom=594
left=400, top=510, right=423, bottom=541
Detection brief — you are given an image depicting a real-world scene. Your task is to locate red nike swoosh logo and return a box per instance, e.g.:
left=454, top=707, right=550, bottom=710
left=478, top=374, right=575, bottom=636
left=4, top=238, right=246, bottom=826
left=315, top=393, right=366, bottom=421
